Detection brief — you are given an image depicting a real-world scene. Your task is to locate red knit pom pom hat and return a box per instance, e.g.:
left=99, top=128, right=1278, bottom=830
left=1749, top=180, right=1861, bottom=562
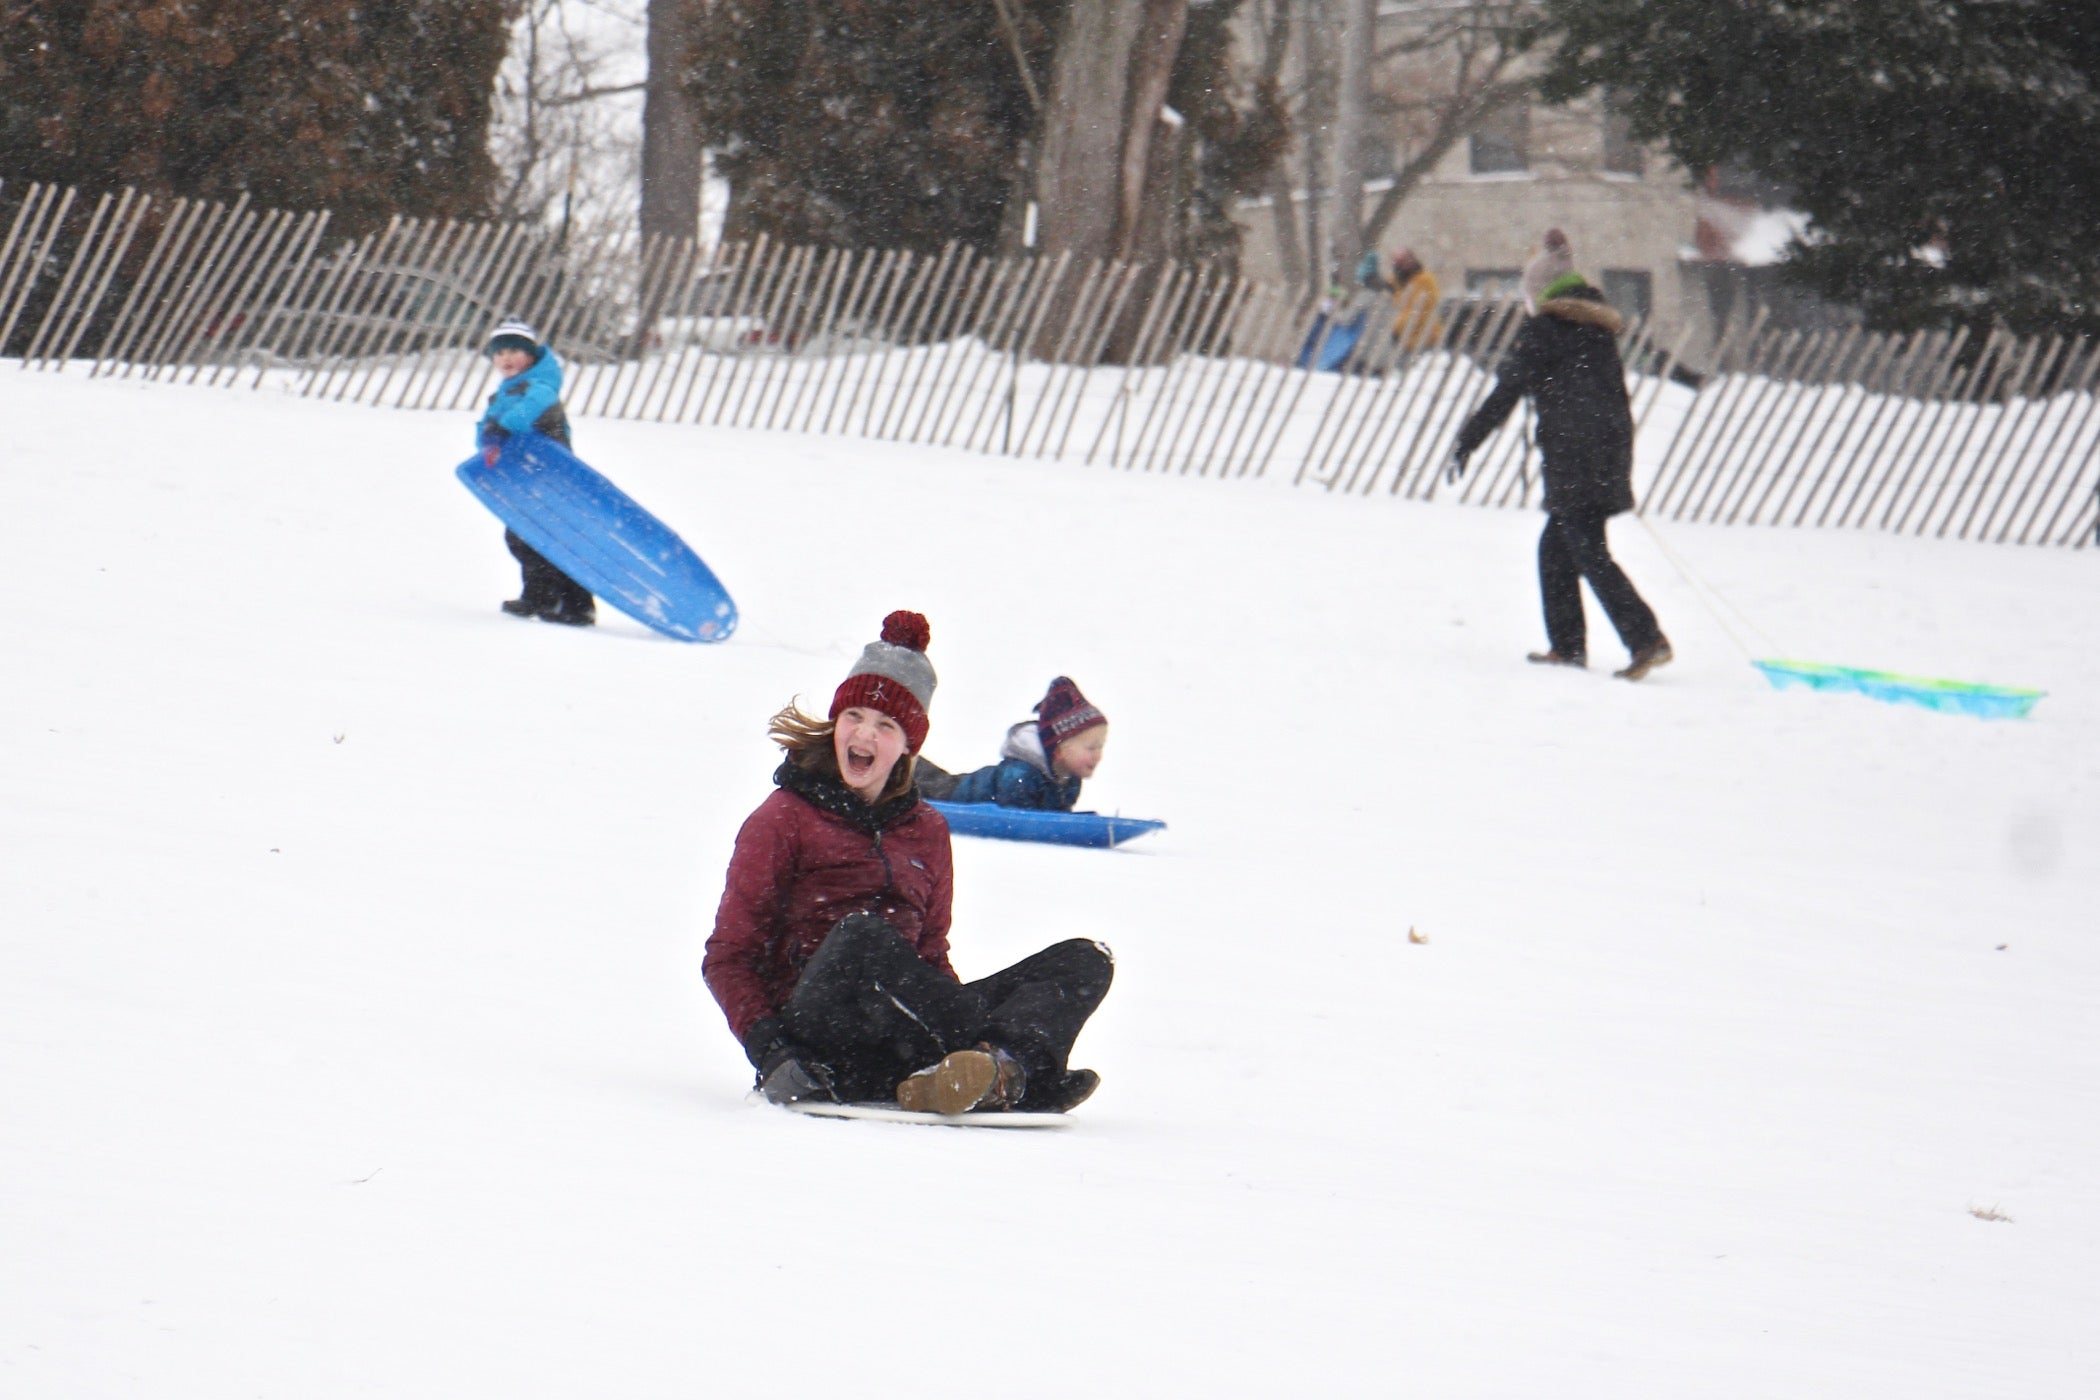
left=830, top=610, right=936, bottom=753
left=1035, top=676, right=1107, bottom=758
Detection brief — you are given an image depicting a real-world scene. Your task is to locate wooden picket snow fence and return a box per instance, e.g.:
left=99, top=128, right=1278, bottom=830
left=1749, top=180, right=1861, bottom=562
left=3, top=178, right=2094, bottom=548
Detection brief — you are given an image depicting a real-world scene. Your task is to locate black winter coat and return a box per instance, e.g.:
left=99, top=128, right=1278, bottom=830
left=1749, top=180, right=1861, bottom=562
left=1454, top=287, right=1635, bottom=518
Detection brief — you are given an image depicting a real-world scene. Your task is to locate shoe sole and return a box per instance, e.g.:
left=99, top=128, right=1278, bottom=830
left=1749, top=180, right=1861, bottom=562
left=897, top=1049, right=1000, bottom=1115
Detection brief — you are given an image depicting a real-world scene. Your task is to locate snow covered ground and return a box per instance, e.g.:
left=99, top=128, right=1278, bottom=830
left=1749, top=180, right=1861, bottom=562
left=2, top=367, right=2094, bottom=1397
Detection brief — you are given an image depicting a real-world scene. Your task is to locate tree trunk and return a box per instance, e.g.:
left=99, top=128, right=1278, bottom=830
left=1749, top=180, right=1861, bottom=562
left=1330, top=0, right=1373, bottom=275
left=1035, top=0, right=1151, bottom=264
left=1033, top=0, right=1191, bottom=358
left=1116, top=0, right=1193, bottom=261
left=1296, top=0, right=1335, bottom=298
left=639, top=0, right=704, bottom=244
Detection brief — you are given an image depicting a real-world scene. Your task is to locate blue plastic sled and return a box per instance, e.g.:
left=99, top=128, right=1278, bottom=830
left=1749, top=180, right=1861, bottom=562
left=928, top=801, right=1165, bottom=849
left=1752, top=659, right=2044, bottom=720
left=1296, top=310, right=1367, bottom=372
left=457, top=432, right=737, bottom=642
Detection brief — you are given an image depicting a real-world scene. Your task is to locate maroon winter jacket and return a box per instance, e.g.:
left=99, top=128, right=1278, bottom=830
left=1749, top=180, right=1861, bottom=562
left=704, top=759, right=956, bottom=1041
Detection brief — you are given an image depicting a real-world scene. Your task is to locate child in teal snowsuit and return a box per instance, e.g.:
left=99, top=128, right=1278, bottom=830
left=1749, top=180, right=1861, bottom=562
left=479, top=319, right=595, bottom=626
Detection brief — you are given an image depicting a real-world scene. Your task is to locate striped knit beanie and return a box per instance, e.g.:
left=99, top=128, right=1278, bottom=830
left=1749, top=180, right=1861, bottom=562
left=486, top=319, right=542, bottom=356
left=830, top=611, right=936, bottom=753
left=1035, top=676, right=1107, bottom=758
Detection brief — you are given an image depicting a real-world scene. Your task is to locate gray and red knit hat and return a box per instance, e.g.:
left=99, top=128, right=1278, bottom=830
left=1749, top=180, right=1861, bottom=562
left=830, top=610, right=936, bottom=753
left=1035, top=676, right=1107, bottom=758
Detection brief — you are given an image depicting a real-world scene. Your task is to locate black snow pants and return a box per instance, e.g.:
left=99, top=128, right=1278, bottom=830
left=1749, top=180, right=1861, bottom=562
left=1537, top=512, right=1661, bottom=659
left=781, top=913, right=1113, bottom=1108
left=505, top=529, right=595, bottom=618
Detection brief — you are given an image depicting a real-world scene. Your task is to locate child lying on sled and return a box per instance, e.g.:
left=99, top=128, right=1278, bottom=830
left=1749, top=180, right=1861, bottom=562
left=918, top=676, right=1108, bottom=812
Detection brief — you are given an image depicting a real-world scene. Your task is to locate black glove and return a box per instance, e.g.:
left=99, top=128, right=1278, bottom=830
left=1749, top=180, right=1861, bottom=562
left=741, top=1017, right=837, bottom=1105
left=1445, top=447, right=1470, bottom=483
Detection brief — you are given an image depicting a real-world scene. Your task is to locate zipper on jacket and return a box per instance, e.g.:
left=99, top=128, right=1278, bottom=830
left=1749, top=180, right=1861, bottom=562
left=869, top=829, right=896, bottom=892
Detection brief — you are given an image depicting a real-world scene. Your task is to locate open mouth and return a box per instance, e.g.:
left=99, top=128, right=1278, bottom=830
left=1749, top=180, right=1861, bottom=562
left=843, top=746, right=877, bottom=779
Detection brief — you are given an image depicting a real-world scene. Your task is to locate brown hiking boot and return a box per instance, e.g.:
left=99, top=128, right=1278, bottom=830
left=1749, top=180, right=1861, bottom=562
left=1614, top=638, right=1674, bottom=680
left=1526, top=649, right=1586, bottom=668
left=896, top=1045, right=1026, bottom=1115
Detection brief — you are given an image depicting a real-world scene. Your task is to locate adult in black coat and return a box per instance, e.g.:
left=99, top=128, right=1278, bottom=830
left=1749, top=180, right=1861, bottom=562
left=1448, top=239, right=1671, bottom=680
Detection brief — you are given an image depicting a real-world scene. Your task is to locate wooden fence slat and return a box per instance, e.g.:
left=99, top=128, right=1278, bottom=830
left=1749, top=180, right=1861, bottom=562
left=2018, top=351, right=2100, bottom=545
left=302, top=216, right=410, bottom=398
left=141, top=196, right=252, bottom=381
left=701, top=236, right=783, bottom=425
left=22, top=188, right=119, bottom=368
left=1992, top=340, right=2100, bottom=543
left=1838, top=329, right=1966, bottom=528
left=1892, top=331, right=2013, bottom=534
left=1947, top=336, right=2062, bottom=539
left=0, top=184, right=79, bottom=359
left=1086, top=264, right=1190, bottom=466
left=290, top=222, right=382, bottom=392
left=186, top=207, right=299, bottom=385
left=1759, top=328, right=1888, bottom=527
left=0, top=185, right=62, bottom=343
left=1410, top=299, right=1524, bottom=500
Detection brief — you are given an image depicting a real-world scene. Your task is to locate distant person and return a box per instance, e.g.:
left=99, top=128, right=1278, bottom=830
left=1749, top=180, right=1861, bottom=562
left=1387, top=249, right=1445, bottom=361
left=919, top=677, right=1109, bottom=811
left=1446, top=229, right=1672, bottom=680
left=704, top=613, right=1112, bottom=1115
left=1298, top=267, right=1371, bottom=372
left=478, top=320, right=595, bottom=627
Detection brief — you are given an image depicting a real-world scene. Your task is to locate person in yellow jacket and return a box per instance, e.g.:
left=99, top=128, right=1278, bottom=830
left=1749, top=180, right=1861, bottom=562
left=1388, top=249, right=1445, bottom=356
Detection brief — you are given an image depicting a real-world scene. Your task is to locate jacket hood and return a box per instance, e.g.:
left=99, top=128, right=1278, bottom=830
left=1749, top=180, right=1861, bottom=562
left=501, top=346, right=565, bottom=395
left=998, top=721, right=1053, bottom=776
left=1538, top=291, right=1625, bottom=336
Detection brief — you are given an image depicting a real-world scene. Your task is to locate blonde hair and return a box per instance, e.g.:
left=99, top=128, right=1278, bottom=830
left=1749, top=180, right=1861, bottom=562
left=768, top=700, right=917, bottom=802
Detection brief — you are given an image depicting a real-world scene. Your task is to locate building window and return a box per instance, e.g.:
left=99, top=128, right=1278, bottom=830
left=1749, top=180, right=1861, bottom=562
left=1601, top=269, right=1654, bottom=323
left=1469, top=103, right=1530, bottom=175
left=1466, top=269, right=1524, bottom=300
left=1602, top=90, right=1644, bottom=177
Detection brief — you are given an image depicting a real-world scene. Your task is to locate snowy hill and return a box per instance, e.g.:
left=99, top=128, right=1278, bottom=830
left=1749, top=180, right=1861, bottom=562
left=2, top=367, right=2094, bottom=1397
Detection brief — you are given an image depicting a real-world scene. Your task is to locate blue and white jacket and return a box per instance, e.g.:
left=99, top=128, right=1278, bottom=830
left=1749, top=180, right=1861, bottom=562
left=477, top=348, right=571, bottom=447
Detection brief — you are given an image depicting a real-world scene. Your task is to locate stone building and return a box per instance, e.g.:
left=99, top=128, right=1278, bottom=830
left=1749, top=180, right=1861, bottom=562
left=1235, top=84, right=1721, bottom=351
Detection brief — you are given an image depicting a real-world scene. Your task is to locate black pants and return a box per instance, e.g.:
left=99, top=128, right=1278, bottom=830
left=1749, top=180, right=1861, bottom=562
left=1538, top=512, right=1661, bottom=658
left=912, top=760, right=961, bottom=802
left=505, top=529, right=594, bottom=617
left=781, top=913, right=1113, bottom=1108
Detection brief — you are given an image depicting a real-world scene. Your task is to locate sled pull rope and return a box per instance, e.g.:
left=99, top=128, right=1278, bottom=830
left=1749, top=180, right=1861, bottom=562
left=1629, top=512, right=1781, bottom=662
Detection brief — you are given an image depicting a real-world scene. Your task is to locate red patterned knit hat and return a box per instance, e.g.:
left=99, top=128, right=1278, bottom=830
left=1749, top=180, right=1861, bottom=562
left=1035, top=676, right=1107, bottom=757
left=830, top=610, right=936, bottom=753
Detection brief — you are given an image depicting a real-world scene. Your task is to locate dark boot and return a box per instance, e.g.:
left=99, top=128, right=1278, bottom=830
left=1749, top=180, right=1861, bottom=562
left=1614, top=637, right=1674, bottom=680
left=1526, top=649, right=1586, bottom=668
left=539, top=599, right=596, bottom=627
left=1027, top=1068, right=1101, bottom=1114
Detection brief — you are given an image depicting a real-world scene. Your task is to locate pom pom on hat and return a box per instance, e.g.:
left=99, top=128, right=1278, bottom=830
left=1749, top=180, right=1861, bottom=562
left=880, top=609, right=930, bottom=652
left=831, top=610, right=937, bottom=753
left=1035, top=676, right=1107, bottom=757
